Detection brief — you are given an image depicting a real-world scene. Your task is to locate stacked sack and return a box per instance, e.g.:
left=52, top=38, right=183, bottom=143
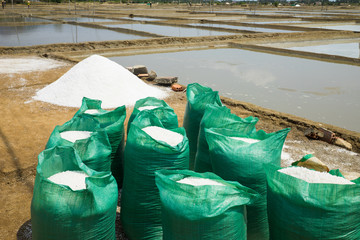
left=45, top=114, right=112, bottom=172
left=31, top=146, right=118, bottom=240
left=194, top=104, right=259, bottom=173
left=31, top=97, right=125, bottom=240
left=73, top=97, right=126, bottom=186
left=205, top=127, right=290, bottom=239
left=121, top=107, right=189, bottom=239
left=266, top=165, right=360, bottom=240
left=183, top=83, right=223, bottom=170
left=183, top=83, right=290, bottom=239
left=127, top=96, right=178, bottom=133
left=155, top=169, right=259, bottom=240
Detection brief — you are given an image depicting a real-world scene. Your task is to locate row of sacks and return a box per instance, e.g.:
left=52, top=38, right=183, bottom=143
left=181, top=83, right=360, bottom=240
left=31, top=97, right=127, bottom=240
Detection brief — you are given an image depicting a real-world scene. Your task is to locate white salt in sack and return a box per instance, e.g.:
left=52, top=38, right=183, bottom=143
left=84, top=109, right=101, bottom=115
left=138, top=106, right=160, bottom=111
left=48, top=171, right=89, bottom=191
left=177, top=177, right=224, bottom=186
left=279, top=167, right=354, bottom=185
left=230, top=137, right=260, bottom=144
left=142, top=126, right=183, bottom=147
left=60, top=131, right=92, bottom=143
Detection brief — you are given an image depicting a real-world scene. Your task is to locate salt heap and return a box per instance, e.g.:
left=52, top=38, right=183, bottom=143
left=142, top=126, right=183, bottom=147
left=279, top=167, right=354, bottom=185
left=230, top=137, right=260, bottom=144
left=48, top=171, right=89, bottom=191
left=33, top=55, right=168, bottom=108
left=177, top=177, right=225, bottom=186
left=60, top=131, right=92, bottom=143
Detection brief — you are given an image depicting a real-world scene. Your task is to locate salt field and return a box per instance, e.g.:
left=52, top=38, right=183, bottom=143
left=189, top=23, right=298, bottom=33
left=110, top=48, right=360, bottom=132
left=105, top=23, right=236, bottom=37
left=61, top=17, right=119, bottom=22
left=0, top=24, right=146, bottom=46
left=288, top=42, right=360, bottom=59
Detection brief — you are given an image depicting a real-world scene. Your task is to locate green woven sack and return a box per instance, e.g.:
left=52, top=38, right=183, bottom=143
left=205, top=127, right=290, bottom=240
left=121, top=111, right=189, bottom=240
left=266, top=165, right=360, bottom=240
left=45, top=115, right=112, bottom=172
left=127, top=97, right=178, bottom=133
left=155, top=169, right=259, bottom=240
left=31, top=146, right=118, bottom=240
left=194, top=104, right=258, bottom=173
left=74, top=97, right=127, bottom=186
left=183, top=83, right=222, bottom=170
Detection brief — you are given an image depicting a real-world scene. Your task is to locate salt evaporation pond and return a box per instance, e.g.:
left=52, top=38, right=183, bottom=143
left=288, top=42, right=360, bottom=59
left=320, top=24, right=360, bottom=32
left=110, top=48, right=360, bottom=132
left=61, top=17, right=119, bottom=22
left=189, top=23, right=298, bottom=33
left=0, top=24, right=146, bottom=46
left=120, top=17, right=162, bottom=21
left=0, top=16, right=51, bottom=23
left=105, top=23, right=235, bottom=37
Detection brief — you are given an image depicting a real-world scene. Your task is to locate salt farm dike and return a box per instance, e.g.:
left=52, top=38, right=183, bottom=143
left=1, top=1, right=360, bottom=239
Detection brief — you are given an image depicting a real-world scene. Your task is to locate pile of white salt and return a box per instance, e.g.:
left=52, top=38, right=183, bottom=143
left=48, top=171, right=89, bottom=191
left=33, top=55, right=168, bottom=108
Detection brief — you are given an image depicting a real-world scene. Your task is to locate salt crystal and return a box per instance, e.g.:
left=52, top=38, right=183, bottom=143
left=177, top=177, right=224, bottom=186
left=48, top=171, right=89, bottom=191
left=138, top=106, right=160, bottom=111
left=84, top=109, right=101, bottom=115
left=33, top=55, right=168, bottom=108
left=279, top=167, right=354, bottom=185
left=60, top=131, right=92, bottom=143
left=142, top=126, right=183, bottom=147
left=230, top=137, right=260, bottom=144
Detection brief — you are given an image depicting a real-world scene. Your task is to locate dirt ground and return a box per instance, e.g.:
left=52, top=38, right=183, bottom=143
left=1, top=4, right=360, bottom=239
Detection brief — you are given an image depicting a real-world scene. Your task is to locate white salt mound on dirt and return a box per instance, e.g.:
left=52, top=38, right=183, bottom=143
left=279, top=167, right=354, bottom=185
left=142, top=126, right=183, bottom=147
left=33, top=55, right=168, bottom=108
left=48, top=171, right=89, bottom=191
left=177, top=177, right=225, bottom=186
left=84, top=109, right=101, bottom=115
left=60, top=131, right=92, bottom=143
left=230, top=137, right=260, bottom=144
left=0, top=57, right=66, bottom=74
left=138, top=106, right=160, bottom=111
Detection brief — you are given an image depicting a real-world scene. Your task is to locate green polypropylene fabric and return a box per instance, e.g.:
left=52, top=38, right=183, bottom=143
left=31, top=146, right=118, bottom=240
left=127, top=97, right=178, bottom=133
left=121, top=111, right=189, bottom=240
left=194, top=104, right=258, bottom=173
left=45, top=115, right=112, bottom=172
left=74, top=97, right=127, bottom=186
left=205, top=127, right=290, bottom=240
left=183, top=83, right=222, bottom=170
left=266, top=165, right=360, bottom=240
left=155, top=169, right=260, bottom=240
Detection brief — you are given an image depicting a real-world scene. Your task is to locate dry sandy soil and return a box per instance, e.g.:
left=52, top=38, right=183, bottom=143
left=1, top=4, right=360, bottom=239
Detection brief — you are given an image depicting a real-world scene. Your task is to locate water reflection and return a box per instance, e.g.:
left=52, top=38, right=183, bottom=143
left=0, top=24, right=146, bottom=46
left=105, top=23, right=236, bottom=37
left=109, top=48, right=360, bottom=132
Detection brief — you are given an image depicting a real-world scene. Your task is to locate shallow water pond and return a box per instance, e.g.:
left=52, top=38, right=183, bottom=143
left=0, top=16, right=51, bottom=23
left=110, top=48, right=360, bottom=132
left=189, top=23, right=298, bottom=33
left=0, top=23, right=146, bottom=46
left=105, top=23, right=236, bottom=37
left=288, top=42, right=360, bottom=59
left=61, top=17, right=119, bottom=22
